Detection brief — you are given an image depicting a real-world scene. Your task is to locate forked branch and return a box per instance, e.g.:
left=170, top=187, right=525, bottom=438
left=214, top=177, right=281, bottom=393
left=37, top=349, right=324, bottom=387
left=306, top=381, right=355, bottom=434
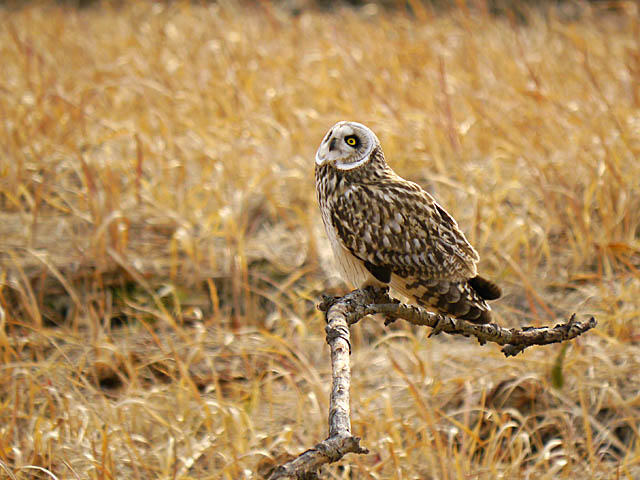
left=267, top=289, right=372, bottom=480
left=268, top=286, right=596, bottom=478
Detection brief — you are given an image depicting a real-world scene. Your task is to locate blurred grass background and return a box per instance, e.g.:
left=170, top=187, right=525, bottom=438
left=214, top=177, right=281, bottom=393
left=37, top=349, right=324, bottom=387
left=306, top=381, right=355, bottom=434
left=0, top=1, right=639, bottom=478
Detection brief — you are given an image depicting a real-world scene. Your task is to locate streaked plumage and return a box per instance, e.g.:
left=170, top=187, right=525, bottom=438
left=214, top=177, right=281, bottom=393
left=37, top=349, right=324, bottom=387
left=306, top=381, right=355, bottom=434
left=315, top=121, right=500, bottom=324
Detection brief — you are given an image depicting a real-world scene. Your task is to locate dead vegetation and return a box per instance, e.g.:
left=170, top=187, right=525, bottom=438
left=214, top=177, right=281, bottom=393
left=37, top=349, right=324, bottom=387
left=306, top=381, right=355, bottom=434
left=0, top=1, right=639, bottom=478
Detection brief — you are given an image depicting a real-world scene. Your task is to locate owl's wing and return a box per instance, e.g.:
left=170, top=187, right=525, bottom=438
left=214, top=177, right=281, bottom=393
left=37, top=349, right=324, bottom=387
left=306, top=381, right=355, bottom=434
left=330, top=179, right=479, bottom=282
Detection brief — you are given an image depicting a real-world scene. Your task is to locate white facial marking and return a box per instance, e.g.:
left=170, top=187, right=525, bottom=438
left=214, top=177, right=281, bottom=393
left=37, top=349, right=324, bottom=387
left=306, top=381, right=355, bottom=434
left=335, top=156, right=370, bottom=171
left=315, top=121, right=379, bottom=169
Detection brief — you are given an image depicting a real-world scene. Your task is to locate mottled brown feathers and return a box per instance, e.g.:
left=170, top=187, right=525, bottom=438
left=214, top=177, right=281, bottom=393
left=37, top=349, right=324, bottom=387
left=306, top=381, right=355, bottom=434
left=315, top=121, right=500, bottom=324
left=317, top=147, right=477, bottom=282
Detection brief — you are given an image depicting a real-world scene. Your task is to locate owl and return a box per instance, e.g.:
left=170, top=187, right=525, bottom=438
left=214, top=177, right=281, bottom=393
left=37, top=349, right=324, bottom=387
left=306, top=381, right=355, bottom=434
left=315, top=121, right=501, bottom=324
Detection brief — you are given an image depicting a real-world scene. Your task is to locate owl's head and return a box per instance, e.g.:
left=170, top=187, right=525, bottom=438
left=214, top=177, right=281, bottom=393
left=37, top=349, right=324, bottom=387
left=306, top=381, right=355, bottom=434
left=315, top=121, right=381, bottom=171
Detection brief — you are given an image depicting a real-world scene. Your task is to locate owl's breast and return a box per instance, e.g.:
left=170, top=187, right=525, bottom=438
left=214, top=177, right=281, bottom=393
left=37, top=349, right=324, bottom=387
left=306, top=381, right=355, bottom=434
left=319, top=201, right=371, bottom=288
left=316, top=168, right=373, bottom=288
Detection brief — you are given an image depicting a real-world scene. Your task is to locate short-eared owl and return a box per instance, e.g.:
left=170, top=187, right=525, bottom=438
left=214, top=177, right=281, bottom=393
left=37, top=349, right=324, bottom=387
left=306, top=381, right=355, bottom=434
left=315, top=121, right=501, bottom=324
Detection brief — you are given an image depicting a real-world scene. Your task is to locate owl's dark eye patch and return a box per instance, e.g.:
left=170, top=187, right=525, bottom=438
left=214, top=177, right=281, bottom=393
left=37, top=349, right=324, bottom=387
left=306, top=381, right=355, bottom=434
left=344, top=135, right=359, bottom=147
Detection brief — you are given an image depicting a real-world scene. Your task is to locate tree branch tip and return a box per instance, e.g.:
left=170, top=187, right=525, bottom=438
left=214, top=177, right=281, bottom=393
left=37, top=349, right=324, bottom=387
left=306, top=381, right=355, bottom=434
left=328, top=436, right=369, bottom=458
left=351, top=438, right=369, bottom=455
left=556, top=314, right=596, bottom=330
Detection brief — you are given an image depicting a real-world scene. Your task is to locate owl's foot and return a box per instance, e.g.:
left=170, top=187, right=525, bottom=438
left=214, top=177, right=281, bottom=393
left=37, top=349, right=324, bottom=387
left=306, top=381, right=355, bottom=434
left=363, top=284, right=391, bottom=302
left=428, top=314, right=448, bottom=337
left=363, top=286, right=398, bottom=327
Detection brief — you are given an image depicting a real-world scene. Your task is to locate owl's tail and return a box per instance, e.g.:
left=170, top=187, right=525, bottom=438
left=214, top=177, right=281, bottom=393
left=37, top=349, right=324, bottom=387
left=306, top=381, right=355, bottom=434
left=469, top=275, right=502, bottom=301
left=414, top=276, right=501, bottom=324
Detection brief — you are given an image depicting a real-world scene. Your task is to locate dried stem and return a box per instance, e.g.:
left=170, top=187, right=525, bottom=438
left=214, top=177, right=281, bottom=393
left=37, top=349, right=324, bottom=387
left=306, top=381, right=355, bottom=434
left=353, top=287, right=598, bottom=357
left=268, top=286, right=596, bottom=478
left=267, top=289, right=375, bottom=479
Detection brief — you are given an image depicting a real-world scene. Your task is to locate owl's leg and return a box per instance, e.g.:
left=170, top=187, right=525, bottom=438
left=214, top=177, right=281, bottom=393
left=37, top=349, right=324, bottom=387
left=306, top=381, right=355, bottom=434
left=360, top=277, right=390, bottom=307
left=355, top=283, right=401, bottom=327
left=361, top=284, right=403, bottom=327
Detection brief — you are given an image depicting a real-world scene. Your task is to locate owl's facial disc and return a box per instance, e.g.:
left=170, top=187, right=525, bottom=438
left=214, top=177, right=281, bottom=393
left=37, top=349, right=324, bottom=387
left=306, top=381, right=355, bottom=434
left=315, top=121, right=378, bottom=171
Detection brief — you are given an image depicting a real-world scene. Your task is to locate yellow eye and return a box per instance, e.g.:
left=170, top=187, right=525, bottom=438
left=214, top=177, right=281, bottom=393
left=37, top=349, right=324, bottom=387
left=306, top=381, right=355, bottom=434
left=345, top=135, right=358, bottom=147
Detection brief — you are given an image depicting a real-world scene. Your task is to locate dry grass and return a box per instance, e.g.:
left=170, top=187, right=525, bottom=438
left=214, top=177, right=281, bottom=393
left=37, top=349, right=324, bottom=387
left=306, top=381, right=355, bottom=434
left=0, top=1, right=639, bottom=478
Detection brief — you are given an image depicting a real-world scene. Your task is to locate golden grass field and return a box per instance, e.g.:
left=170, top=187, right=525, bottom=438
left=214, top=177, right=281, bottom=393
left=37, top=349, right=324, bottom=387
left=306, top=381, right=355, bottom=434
left=1, top=1, right=639, bottom=478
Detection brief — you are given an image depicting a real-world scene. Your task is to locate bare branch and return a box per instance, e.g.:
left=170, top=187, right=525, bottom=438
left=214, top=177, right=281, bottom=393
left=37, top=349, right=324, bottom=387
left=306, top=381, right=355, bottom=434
left=268, top=286, right=596, bottom=478
left=322, top=286, right=597, bottom=357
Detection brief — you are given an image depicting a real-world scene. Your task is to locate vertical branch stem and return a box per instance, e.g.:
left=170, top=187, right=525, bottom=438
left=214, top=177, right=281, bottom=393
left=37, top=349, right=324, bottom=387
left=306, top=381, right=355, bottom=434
left=268, top=291, right=370, bottom=479
left=326, top=304, right=353, bottom=437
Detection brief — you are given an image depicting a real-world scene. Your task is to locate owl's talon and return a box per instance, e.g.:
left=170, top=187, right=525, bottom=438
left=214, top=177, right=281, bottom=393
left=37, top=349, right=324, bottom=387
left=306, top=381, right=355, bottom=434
left=428, top=314, right=447, bottom=337
left=384, top=315, right=397, bottom=326
left=362, top=285, right=389, bottom=304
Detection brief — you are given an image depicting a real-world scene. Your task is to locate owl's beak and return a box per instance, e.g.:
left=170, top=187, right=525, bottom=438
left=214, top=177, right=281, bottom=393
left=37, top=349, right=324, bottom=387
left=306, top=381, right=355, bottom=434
left=315, top=152, right=329, bottom=166
left=315, top=143, right=332, bottom=166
